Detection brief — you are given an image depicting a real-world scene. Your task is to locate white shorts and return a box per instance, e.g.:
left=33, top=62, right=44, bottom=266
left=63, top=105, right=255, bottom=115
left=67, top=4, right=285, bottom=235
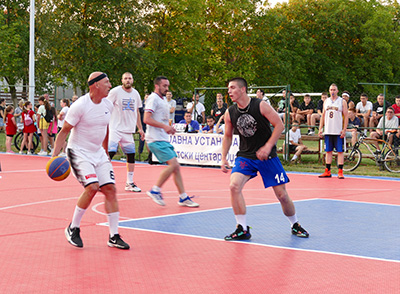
left=108, top=130, right=136, bottom=154
left=67, top=147, right=115, bottom=187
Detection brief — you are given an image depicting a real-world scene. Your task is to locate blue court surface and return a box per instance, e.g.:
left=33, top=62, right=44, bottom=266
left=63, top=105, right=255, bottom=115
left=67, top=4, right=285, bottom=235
left=119, top=199, right=400, bottom=262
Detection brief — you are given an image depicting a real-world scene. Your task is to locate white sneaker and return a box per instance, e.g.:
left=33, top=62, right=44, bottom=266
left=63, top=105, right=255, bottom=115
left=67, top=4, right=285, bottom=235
left=125, top=182, right=141, bottom=192
left=27, top=151, right=33, bottom=155
left=59, top=152, right=66, bottom=157
left=146, top=190, right=165, bottom=206
left=178, top=196, right=199, bottom=208
left=19, top=150, right=24, bottom=154
left=308, top=130, right=315, bottom=135
left=38, top=150, right=47, bottom=156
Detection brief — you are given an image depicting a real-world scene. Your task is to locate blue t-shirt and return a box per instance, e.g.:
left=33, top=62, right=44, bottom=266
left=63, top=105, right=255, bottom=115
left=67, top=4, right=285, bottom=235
left=178, top=119, right=200, bottom=132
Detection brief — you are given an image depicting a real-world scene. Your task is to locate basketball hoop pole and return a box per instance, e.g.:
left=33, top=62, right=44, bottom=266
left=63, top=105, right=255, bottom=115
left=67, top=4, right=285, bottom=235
left=28, top=0, right=35, bottom=105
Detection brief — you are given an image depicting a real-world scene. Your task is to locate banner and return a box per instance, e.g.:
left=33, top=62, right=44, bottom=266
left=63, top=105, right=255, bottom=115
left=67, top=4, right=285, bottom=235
left=165, top=133, right=239, bottom=166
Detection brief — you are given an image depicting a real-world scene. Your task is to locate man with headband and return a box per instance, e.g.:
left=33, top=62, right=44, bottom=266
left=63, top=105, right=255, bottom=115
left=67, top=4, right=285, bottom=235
left=53, top=72, right=130, bottom=250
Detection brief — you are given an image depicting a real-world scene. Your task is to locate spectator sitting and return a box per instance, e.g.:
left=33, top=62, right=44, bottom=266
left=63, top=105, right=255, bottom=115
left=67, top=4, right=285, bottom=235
left=356, top=93, right=373, bottom=135
left=391, top=95, right=400, bottom=121
left=202, top=115, right=223, bottom=134
left=276, top=90, right=287, bottom=121
left=342, top=91, right=355, bottom=109
left=295, top=94, right=315, bottom=135
left=346, top=108, right=361, bottom=146
left=179, top=111, right=200, bottom=133
left=256, top=89, right=270, bottom=105
left=283, top=93, right=299, bottom=124
left=310, top=92, right=328, bottom=135
left=370, top=94, right=391, bottom=133
left=369, top=107, right=399, bottom=152
left=282, top=120, right=307, bottom=162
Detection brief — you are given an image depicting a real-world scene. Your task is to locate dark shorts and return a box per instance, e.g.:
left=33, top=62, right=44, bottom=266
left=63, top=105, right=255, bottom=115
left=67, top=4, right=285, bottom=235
left=231, top=156, right=289, bottom=188
left=324, top=135, right=344, bottom=152
left=289, top=145, right=297, bottom=152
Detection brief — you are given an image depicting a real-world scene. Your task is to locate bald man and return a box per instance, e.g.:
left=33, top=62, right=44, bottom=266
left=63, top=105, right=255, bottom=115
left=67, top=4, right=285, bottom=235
left=53, top=72, right=130, bottom=249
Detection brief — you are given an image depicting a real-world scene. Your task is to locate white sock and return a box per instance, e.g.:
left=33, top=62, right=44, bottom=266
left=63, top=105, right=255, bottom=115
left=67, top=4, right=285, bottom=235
left=152, top=185, right=161, bottom=192
left=179, top=193, right=188, bottom=200
left=292, top=155, right=298, bottom=160
left=71, top=206, right=86, bottom=228
left=127, top=172, right=134, bottom=184
left=108, top=211, right=120, bottom=237
left=235, top=214, right=247, bottom=229
left=287, top=214, right=298, bottom=226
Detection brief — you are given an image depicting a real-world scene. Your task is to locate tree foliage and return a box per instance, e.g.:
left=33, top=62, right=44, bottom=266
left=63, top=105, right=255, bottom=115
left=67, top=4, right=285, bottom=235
left=1, top=0, right=400, bottom=98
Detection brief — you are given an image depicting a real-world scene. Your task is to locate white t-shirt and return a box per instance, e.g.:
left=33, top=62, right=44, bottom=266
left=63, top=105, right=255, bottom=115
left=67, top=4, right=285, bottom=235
left=377, top=116, right=399, bottom=130
left=145, top=92, right=170, bottom=143
left=167, top=99, right=176, bottom=122
left=58, top=106, right=69, bottom=128
left=289, top=129, right=301, bottom=145
left=324, top=97, right=344, bottom=135
left=107, top=85, right=142, bottom=133
left=186, top=101, right=205, bottom=120
left=66, top=93, right=113, bottom=153
left=356, top=101, right=373, bottom=116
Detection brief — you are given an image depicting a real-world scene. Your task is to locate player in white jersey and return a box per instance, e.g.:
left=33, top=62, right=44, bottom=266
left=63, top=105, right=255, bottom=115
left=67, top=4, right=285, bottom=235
left=143, top=76, right=199, bottom=207
left=107, top=72, right=144, bottom=192
left=318, top=83, right=348, bottom=179
left=53, top=72, right=129, bottom=250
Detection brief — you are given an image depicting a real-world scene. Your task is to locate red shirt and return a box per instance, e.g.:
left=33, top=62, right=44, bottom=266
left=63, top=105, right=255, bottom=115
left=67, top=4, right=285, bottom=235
left=392, top=104, right=400, bottom=114
left=22, top=111, right=37, bottom=134
left=5, top=113, right=17, bottom=135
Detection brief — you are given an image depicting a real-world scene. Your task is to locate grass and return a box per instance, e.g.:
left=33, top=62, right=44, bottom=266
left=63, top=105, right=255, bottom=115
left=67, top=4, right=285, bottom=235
left=1, top=131, right=398, bottom=178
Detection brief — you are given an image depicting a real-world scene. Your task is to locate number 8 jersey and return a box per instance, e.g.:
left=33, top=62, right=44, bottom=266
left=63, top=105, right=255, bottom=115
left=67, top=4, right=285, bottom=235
left=324, top=96, right=344, bottom=135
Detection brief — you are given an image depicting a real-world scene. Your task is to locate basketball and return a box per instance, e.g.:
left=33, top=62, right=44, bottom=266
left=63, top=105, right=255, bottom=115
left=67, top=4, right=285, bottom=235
left=46, top=156, right=71, bottom=181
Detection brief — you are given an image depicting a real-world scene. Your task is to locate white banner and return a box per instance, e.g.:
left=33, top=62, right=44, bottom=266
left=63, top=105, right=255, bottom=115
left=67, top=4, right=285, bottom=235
left=162, top=133, right=239, bottom=166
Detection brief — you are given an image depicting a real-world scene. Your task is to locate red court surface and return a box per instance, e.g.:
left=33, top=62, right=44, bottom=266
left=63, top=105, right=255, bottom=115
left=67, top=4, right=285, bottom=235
left=0, top=153, right=399, bottom=294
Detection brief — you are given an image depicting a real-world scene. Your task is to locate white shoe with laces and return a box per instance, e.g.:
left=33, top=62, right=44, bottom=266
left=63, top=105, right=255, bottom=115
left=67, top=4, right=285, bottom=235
left=125, top=182, right=141, bottom=192
left=178, top=196, right=199, bottom=208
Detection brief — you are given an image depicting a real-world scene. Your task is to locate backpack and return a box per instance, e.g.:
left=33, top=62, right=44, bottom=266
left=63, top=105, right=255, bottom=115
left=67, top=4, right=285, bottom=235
left=43, top=108, right=53, bottom=123
left=24, top=113, right=33, bottom=126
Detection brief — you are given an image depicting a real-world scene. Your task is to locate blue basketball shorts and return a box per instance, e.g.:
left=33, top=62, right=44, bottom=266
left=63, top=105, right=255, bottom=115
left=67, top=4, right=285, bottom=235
left=324, top=135, right=344, bottom=152
left=148, top=141, right=177, bottom=163
left=231, top=156, right=290, bottom=188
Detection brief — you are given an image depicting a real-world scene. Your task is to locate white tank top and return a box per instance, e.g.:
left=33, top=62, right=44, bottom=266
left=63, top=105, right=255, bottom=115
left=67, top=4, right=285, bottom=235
left=324, top=97, right=343, bottom=135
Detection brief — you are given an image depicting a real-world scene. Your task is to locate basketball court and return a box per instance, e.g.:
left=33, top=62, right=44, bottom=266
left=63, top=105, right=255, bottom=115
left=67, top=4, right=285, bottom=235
left=0, top=153, right=398, bottom=293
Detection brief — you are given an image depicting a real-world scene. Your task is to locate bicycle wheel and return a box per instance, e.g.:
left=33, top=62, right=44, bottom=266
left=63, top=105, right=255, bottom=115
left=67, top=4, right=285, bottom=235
left=32, top=133, right=39, bottom=151
left=343, top=148, right=362, bottom=172
left=13, top=132, right=24, bottom=151
left=384, top=148, right=400, bottom=173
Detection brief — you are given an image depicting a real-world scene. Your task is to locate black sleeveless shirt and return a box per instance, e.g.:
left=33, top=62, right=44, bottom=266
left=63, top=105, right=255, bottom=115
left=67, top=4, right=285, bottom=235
left=228, top=98, right=277, bottom=159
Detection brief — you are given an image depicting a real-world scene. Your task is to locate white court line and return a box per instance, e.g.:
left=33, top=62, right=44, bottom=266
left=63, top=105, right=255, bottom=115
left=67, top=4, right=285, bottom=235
left=100, top=226, right=400, bottom=264
left=0, top=197, right=78, bottom=211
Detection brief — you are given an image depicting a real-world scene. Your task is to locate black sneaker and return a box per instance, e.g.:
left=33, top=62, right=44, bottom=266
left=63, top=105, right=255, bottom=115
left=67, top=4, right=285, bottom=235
left=224, top=224, right=251, bottom=241
left=291, top=222, right=309, bottom=238
left=65, top=223, right=83, bottom=248
left=108, top=234, right=130, bottom=249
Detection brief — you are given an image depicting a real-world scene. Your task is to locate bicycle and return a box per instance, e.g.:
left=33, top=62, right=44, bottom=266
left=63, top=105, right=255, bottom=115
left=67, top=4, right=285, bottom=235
left=13, top=131, right=52, bottom=153
left=343, top=129, right=400, bottom=173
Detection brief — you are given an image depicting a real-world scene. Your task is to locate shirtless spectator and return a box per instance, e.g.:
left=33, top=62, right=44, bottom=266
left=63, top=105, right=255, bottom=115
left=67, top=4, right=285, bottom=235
left=342, top=91, right=355, bottom=109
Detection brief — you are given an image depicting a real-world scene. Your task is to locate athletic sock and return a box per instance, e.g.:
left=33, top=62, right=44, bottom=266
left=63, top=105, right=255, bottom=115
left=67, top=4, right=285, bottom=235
left=287, top=214, right=298, bottom=226
left=179, top=193, right=188, bottom=200
left=338, top=165, right=343, bottom=170
left=127, top=172, right=134, bottom=184
left=71, top=206, right=86, bottom=228
left=235, top=214, right=247, bottom=230
left=107, top=211, right=120, bottom=237
left=326, top=164, right=331, bottom=171
left=152, top=185, right=161, bottom=192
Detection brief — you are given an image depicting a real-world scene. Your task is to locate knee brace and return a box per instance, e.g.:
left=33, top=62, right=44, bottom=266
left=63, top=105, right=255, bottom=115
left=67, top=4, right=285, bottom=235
left=109, top=151, right=116, bottom=159
left=127, top=153, right=135, bottom=163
